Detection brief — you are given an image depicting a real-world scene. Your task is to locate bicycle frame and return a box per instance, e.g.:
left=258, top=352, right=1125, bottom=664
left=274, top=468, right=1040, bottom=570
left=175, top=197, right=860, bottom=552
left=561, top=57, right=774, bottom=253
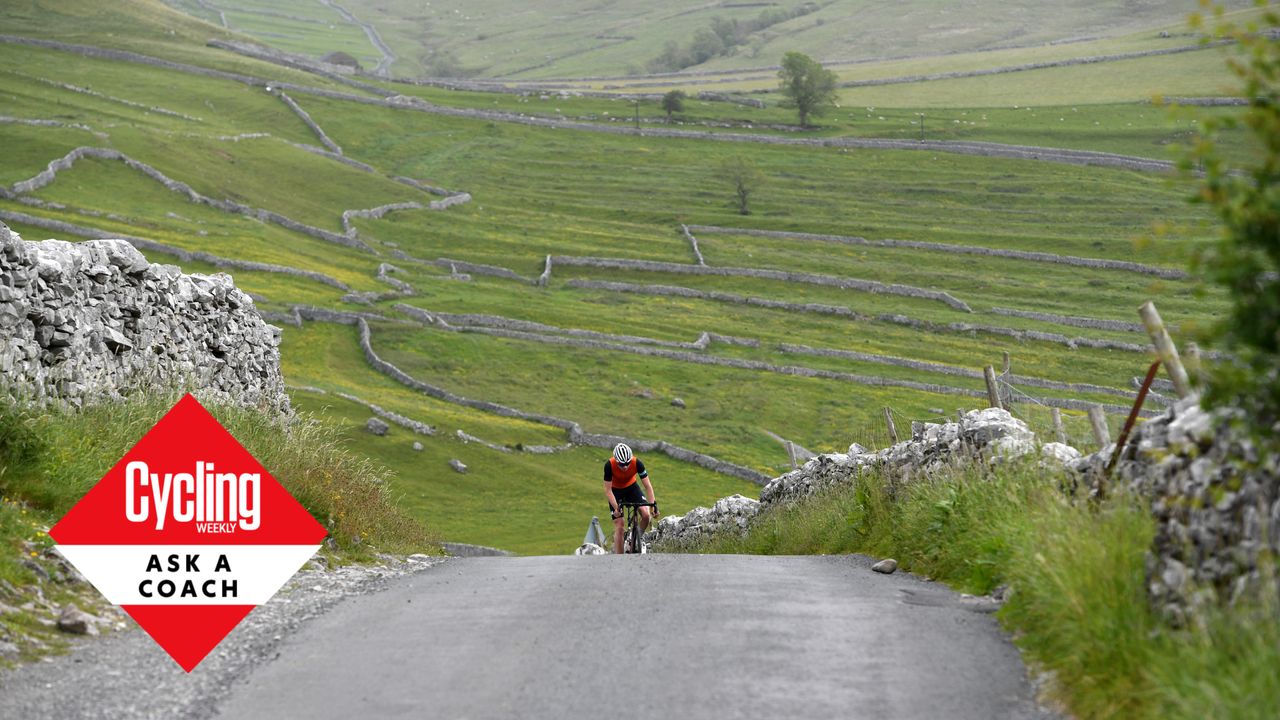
left=615, top=501, right=657, bottom=554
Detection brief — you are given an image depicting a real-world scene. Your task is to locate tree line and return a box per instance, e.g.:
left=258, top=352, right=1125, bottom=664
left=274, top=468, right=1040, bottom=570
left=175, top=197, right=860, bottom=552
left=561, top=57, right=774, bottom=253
left=647, top=3, right=821, bottom=73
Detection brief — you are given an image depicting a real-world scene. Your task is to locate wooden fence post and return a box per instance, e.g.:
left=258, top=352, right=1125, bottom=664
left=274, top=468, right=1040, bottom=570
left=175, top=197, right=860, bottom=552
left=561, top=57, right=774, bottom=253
left=1088, top=406, right=1111, bottom=448
left=1001, top=351, right=1011, bottom=374
left=1051, top=407, right=1067, bottom=445
left=1185, top=341, right=1202, bottom=386
left=786, top=440, right=798, bottom=470
left=983, top=365, right=1003, bottom=410
left=882, top=407, right=899, bottom=445
left=1138, top=301, right=1192, bottom=399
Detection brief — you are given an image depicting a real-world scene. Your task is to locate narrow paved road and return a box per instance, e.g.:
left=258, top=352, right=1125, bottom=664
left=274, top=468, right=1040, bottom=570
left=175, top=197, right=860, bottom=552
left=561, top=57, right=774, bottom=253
left=216, top=554, right=1046, bottom=720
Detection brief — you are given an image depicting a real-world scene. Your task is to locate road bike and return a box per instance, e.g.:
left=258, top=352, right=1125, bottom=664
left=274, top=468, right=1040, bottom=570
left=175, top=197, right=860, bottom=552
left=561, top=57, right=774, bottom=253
left=616, top=501, right=657, bottom=554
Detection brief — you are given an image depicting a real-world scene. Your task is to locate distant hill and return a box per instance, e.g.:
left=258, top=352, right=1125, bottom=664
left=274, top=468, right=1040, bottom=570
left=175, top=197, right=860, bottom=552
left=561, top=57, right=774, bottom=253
left=163, top=0, right=1255, bottom=80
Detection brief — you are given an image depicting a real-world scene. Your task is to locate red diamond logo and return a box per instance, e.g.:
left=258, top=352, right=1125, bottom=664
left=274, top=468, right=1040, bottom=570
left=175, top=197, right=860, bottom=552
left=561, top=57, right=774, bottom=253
left=49, top=394, right=327, bottom=671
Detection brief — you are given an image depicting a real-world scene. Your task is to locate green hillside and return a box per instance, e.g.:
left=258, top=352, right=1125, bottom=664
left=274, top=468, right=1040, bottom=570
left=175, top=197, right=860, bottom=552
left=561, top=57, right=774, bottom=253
left=168, top=0, right=1255, bottom=80
left=0, top=0, right=1247, bottom=554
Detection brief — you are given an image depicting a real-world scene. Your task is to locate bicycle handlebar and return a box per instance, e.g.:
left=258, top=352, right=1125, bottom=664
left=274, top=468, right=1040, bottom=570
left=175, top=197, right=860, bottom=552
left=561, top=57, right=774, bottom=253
left=616, top=501, right=657, bottom=508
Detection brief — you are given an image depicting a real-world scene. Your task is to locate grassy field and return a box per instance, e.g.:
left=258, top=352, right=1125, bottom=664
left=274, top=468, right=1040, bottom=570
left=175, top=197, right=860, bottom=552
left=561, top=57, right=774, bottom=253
left=1, top=0, right=359, bottom=92
left=370, top=82, right=1256, bottom=165
left=0, top=1, right=1242, bottom=556
left=280, top=322, right=757, bottom=554
left=203, top=0, right=1256, bottom=80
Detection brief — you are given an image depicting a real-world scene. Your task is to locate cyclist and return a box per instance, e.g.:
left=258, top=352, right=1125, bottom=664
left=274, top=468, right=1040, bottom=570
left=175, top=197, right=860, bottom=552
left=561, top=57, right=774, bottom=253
left=603, top=443, right=658, bottom=554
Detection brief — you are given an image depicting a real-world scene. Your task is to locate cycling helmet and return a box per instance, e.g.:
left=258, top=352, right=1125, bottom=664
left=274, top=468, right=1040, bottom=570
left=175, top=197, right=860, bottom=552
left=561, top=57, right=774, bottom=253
left=613, top=443, right=633, bottom=465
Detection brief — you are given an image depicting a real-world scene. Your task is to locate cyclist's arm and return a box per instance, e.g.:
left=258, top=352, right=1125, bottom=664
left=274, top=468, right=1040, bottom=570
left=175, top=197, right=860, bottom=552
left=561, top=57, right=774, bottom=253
left=640, top=475, right=657, bottom=514
left=603, top=463, right=619, bottom=516
left=603, top=481, right=619, bottom=516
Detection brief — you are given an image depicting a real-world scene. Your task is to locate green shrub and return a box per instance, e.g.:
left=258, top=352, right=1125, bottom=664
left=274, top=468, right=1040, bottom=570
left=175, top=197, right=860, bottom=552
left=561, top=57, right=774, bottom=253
left=0, top=394, right=437, bottom=561
left=1185, top=3, right=1280, bottom=440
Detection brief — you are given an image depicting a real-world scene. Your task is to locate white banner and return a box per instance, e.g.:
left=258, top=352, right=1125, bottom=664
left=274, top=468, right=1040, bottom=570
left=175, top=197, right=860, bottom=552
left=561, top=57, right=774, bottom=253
left=56, top=545, right=321, bottom=605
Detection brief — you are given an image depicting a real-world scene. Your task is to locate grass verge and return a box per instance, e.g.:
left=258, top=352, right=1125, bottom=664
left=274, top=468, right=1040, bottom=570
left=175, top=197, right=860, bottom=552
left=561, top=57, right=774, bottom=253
left=0, top=392, right=438, bottom=665
left=0, top=393, right=437, bottom=563
left=682, top=461, right=1279, bottom=719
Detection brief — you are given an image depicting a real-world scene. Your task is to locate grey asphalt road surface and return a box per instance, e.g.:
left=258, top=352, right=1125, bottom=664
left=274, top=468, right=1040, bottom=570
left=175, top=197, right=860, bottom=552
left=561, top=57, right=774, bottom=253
left=215, top=554, right=1047, bottom=720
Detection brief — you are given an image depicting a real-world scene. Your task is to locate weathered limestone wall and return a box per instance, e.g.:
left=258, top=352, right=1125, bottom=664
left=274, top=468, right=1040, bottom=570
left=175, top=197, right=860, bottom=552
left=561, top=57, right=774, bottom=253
left=0, top=224, right=288, bottom=414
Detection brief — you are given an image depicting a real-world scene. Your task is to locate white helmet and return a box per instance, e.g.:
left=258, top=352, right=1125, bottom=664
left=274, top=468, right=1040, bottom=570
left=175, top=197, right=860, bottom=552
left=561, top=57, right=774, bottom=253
left=613, top=443, right=633, bottom=465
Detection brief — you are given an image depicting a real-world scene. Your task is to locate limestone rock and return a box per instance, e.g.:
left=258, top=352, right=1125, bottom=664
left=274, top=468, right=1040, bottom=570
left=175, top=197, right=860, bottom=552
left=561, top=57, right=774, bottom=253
left=412, top=441, right=424, bottom=452
left=449, top=459, right=467, bottom=474
left=671, top=397, right=686, bottom=409
left=56, top=604, right=98, bottom=636
left=872, top=558, right=898, bottom=574
left=366, top=417, right=389, bottom=436
left=646, top=494, right=758, bottom=549
left=574, top=543, right=607, bottom=556
left=1040, top=442, right=1082, bottom=467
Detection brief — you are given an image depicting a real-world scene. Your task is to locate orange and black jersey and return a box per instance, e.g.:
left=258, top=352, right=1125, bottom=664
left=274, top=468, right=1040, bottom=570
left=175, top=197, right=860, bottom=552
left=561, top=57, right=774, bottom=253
left=603, top=457, right=647, bottom=489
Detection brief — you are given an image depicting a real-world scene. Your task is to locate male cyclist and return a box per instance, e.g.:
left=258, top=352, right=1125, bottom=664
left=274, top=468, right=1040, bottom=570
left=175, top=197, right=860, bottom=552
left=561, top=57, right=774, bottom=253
left=603, top=443, right=658, bottom=554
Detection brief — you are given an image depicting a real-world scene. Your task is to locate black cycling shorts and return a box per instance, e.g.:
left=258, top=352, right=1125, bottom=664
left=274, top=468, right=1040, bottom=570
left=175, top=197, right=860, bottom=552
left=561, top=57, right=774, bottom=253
left=610, top=482, right=648, bottom=518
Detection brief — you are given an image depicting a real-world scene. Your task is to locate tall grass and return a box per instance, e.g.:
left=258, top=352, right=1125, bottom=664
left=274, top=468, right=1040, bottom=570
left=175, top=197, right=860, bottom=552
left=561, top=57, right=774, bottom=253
left=0, top=393, right=437, bottom=570
left=686, top=461, right=1279, bottom=719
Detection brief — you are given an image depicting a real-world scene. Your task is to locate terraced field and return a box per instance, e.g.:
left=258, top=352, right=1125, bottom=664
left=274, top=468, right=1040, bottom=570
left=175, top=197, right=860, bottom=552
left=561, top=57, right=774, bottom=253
left=0, top=2, right=1244, bottom=553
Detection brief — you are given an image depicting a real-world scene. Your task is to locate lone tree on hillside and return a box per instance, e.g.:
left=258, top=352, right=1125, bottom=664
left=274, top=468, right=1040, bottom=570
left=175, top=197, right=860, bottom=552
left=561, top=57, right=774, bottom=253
left=662, top=90, right=687, bottom=123
left=721, top=155, right=763, bottom=215
left=777, top=51, right=838, bottom=127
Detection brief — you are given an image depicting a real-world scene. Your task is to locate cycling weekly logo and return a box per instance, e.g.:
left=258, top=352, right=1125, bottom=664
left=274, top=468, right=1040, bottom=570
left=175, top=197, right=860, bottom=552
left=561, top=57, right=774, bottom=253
left=49, top=394, right=327, bottom=672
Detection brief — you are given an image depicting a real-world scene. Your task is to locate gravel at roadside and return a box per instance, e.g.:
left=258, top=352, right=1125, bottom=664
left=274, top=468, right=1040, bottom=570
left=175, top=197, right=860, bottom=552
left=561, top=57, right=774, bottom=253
left=0, top=553, right=447, bottom=719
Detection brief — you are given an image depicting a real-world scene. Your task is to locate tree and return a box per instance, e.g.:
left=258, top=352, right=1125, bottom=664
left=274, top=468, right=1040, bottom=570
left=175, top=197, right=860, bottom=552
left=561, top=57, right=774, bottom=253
left=689, top=28, right=726, bottom=65
left=661, top=90, right=686, bottom=123
left=721, top=156, right=763, bottom=215
left=777, top=51, right=838, bottom=127
left=1183, top=4, right=1280, bottom=439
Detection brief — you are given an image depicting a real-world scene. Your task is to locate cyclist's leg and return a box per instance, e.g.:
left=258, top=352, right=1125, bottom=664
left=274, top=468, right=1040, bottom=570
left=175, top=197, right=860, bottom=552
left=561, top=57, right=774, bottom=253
left=610, top=487, right=625, bottom=554
left=638, top=504, right=652, bottom=532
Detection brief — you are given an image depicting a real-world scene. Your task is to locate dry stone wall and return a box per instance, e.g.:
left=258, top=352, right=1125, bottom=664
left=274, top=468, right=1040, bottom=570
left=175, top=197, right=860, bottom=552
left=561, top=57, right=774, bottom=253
left=0, top=116, right=104, bottom=138
left=351, top=317, right=769, bottom=484
left=1075, top=397, right=1279, bottom=623
left=333, top=391, right=435, bottom=436
left=648, top=409, right=1070, bottom=548
left=687, top=225, right=1188, bottom=280
left=0, top=210, right=351, bottom=291
left=566, top=279, right=1149, bottom=354
left=5, top=146, right=373, bottom=254
left=393, top=302, right=1144, bottom=415
left=778, top=342, right=1158, bottom=406
left=650, top=407, right=1080, bottom=545
left=393, top=303, right=751, bottom=350
left=291, top=143, right=377, bottom=174
left=278, top=92, right=343, bottom=154
left=838, top=41, right=1231, bottom=90
left=991, top=307, right=1146, bottom=333
left=546, top=255, right=973, bottom=312
left=0, top=223, right=288, bottom=414
left=430, top=257, right=530, bottom=283
left=681, top=224, right=707, bottom=266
